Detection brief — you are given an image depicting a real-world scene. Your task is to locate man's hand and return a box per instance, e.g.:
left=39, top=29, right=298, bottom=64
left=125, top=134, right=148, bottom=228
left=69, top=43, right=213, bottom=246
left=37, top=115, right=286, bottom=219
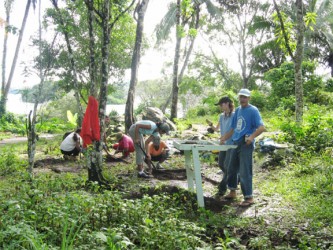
left=245, top=135, right=254, bottom=146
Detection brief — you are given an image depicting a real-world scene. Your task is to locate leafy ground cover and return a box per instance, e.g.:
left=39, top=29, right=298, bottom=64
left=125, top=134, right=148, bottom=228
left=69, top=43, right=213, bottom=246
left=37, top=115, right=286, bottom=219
left=1, top=109, right=333, bottom=249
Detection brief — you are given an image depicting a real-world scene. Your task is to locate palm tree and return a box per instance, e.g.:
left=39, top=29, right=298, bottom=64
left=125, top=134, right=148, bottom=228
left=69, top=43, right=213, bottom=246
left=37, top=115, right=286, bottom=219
left=125, top=0, right=150, bottom=132
left=273, top=0, right=305, bottom=124
left=304, top=0, right=333, bottom=76
left=0, top=0, right=37, bottom=117
left=155, top=0, right=220, bottom=121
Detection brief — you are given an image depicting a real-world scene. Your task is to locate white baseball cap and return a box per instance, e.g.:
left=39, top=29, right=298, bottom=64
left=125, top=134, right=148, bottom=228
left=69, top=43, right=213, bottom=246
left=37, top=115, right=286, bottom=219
left=238, top=88, right=251, bottom=97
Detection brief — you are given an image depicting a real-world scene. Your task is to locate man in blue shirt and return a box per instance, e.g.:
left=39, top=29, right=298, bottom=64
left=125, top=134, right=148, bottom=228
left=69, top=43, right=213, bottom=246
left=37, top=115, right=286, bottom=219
left=221, top=89, right=265, bottom=207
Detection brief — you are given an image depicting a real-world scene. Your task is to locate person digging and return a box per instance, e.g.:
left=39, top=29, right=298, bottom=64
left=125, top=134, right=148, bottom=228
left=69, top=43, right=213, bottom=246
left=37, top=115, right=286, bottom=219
left=112, top=132, right=135, bottom=159
left=144, top=135, right=170, bottom=175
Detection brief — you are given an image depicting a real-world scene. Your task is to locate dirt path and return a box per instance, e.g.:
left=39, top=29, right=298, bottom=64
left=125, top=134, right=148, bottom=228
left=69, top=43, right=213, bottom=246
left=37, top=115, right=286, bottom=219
left=0, top=134, right=56, bottom=146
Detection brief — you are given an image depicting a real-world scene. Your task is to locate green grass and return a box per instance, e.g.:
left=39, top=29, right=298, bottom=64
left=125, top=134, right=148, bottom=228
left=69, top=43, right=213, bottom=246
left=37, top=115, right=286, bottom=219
left=1, top=106, right=333, bottom=249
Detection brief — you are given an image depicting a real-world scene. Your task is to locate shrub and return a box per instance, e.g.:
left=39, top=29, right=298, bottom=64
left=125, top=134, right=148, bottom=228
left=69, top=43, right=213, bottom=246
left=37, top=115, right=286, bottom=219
left=0, top=148, right=26, bottom=176
left=0, top=113, right=26, bottom=135
left=280, top=107, right=333, bottom=152
left=250, top=90, right=268, bottom=111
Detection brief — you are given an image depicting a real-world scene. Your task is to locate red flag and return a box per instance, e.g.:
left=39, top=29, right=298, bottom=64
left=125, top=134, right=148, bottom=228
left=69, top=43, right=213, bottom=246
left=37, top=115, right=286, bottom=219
left=80, top=96, right=100, bottom=148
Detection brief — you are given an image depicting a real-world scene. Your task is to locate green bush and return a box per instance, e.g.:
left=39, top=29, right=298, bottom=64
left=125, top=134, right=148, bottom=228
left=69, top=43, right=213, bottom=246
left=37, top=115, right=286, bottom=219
left=0, top=113, right=26, bottom=135
left=280, top=106, right=333, bottom=152
left=0, top=148, right=26, bottom=176
left=264, top=61, right=325, bottom=111
left=249, top=90, right=268, bottom=111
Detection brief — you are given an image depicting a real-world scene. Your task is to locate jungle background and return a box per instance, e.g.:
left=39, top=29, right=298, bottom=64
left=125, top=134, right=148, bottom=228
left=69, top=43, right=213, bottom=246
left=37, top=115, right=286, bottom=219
left=1, top=0, right=333, bottom=249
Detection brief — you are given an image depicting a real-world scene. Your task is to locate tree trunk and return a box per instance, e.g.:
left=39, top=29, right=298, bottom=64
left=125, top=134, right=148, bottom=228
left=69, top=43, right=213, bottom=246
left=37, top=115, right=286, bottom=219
left=84, top=0, right=111, bottom=185
left=163, top=3, right=200, bottom=115
left=294, top=0, right=305, bottom=124
left=0, top=0, right=31, bottom=117
left=1, top=1, right=12, bottom=101
left=51, top=0, right=84, bottom=126
left=170, top=0, right=182, bottom=121
left=85, top=0, right=97, bottom=97
left=28, top=0, right=43, bottom=173
left=328, top=51, right=333, bottom=77
left=125, top=0, right=150, bottom=132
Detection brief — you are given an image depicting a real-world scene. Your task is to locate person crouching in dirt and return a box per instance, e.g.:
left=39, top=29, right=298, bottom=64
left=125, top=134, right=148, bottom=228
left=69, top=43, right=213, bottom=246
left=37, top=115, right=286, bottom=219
left=113, top=132, right=135, bottom=159
left=129, top=120, right=170, bottom=178
left=60, top=128, right=82, bottom=160
left=144, top=135, right=170, bottom=174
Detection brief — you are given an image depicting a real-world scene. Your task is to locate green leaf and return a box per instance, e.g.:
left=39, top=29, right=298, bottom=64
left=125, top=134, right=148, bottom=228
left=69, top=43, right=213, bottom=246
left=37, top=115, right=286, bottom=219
left=67, top=110, right=77, bottom=126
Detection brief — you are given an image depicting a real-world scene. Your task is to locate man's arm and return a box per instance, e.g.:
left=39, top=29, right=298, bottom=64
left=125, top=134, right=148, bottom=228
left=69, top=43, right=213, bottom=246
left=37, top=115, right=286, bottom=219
left=246, top=125, right=265, bottom=145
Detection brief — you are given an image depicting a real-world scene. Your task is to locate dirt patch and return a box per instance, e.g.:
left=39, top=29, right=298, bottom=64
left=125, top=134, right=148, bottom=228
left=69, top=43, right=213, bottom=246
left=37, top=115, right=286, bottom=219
left=124, top=184, right=233, bottom=213
left=33, top=157, right=84, bottom=174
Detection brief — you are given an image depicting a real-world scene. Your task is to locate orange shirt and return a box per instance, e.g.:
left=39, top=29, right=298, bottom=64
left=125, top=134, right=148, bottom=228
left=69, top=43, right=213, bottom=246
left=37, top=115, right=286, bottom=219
left=148, top=141, right=168, bottom=157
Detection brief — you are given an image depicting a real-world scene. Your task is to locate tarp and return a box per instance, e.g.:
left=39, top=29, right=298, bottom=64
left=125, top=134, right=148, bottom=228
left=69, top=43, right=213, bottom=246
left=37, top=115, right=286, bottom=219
left=80, top=96, right=100, bottom=148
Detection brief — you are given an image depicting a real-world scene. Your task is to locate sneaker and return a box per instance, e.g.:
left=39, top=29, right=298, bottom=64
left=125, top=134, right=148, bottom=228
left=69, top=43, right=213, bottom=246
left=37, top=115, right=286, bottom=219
left=138, top=172, right=151, bottom=178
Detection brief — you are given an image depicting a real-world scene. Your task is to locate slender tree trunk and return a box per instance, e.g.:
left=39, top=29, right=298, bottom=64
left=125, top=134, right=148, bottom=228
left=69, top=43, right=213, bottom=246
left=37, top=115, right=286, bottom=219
left=328, top=51, right=333, bottom=77
left=85, top=0, right=97, bottom=97
left=27, top=0, right=43, bottom=173
left=294, top=0, right=305, bottom=124
left=162, top=4, right=200, bottom=114
left=27, top=7, right=58, bottom=173
left=84, top=0, right=111, bottom=185
left=170, top=0, right=182, bottom=121
left=2, top=1, right=12, bottom=99
left=125, top=0, right=150, bottom=132
left=51, top=0, right=84, bottom=126
left=0, top=0, right=31, bottom=116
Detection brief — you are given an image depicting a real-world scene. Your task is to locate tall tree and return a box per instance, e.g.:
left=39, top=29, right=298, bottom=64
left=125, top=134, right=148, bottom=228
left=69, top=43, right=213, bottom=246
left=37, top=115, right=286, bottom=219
left=273, top=0, right=309, bottom=123
left=156, top=0, right=218, bottom=120
left=50, top=0, right=84, bottom=126
left=125, top=0, right=150, bottom=132
left=213, top=0, right=271, bottom=88
left=83, top=0, right=135, bottom=185
left=304, top=0, right=333, bottom=76
left=170, top=0, right=182, bottom=121
left=0, top=0, right=36, bottom=117
left=1, top=0, right=14, bottom=107
left=27, top=1, right=57, bottom=173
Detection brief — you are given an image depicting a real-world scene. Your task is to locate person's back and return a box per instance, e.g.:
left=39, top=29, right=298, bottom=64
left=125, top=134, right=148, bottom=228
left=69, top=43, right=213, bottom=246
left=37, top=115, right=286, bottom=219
left=60, top=128, right=82, bottom=159
left=119, top=134, right=135, bottom=152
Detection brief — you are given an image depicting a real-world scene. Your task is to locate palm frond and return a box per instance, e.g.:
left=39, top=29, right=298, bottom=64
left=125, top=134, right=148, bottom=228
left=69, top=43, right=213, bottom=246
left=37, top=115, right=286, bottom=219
left=154, top=2, right=177, bottom=44
left=203, top=0, right=223, bottom=18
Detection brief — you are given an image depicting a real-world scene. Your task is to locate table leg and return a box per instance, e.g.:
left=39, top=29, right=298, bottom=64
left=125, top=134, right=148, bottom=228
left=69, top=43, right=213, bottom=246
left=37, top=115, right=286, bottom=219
left=192, top=147, right=205, bottom=208
left=184, top=150, right=194, bottom=191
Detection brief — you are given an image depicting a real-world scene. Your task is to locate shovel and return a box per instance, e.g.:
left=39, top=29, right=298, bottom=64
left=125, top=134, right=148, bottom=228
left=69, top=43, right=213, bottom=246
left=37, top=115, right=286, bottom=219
left=138, top=143, right=157, bottom=170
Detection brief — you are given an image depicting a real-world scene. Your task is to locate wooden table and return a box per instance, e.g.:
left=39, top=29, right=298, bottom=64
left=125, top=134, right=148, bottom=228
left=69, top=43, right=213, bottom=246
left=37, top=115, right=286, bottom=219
left=173, top=140, right=237, bottom=208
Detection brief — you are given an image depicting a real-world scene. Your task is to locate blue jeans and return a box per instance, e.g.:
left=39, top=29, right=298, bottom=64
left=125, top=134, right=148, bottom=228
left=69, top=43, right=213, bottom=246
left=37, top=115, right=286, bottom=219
left=218, top=150, right=231, bottom=194
left=227, top=138, right=254, bottom=199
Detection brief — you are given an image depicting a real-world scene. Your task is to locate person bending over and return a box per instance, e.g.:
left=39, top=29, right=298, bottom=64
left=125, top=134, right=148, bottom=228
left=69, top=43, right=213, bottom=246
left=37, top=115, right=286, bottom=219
left=113, top=132, right=135, bottom=158
left=144, top=135, right=170, bottom=174
left=129, top=120, right=170, bottom=178
left=60, top=128, right=82, bottom=160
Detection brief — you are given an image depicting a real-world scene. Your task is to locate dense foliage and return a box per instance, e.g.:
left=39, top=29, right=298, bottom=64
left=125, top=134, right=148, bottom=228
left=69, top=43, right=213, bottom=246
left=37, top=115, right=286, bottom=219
left=1, top=104, right=333, bottom=248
